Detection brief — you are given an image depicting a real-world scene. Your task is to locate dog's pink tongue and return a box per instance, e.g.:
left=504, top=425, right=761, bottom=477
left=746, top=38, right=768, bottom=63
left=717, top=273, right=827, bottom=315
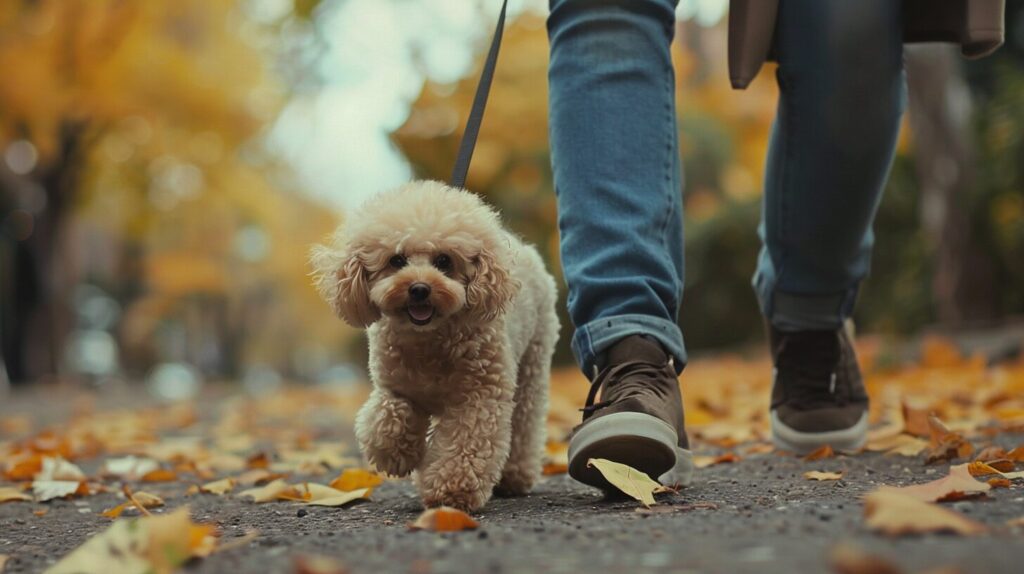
left=409, top=305, right=433, bottom=321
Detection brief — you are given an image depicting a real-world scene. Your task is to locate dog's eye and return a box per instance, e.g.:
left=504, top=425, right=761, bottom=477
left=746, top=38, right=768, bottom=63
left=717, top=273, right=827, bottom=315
left=388, top=254, right=407, bottom=269
left=433, top=254, right=452, bottom=272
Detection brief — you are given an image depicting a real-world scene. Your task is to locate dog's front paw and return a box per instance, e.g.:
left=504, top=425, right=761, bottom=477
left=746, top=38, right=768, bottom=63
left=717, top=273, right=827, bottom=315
left=494, top=467, right=536, bottom=497
left=421, top=485, right=491, bottom=512
left=365, top=448, right=420, bottom=478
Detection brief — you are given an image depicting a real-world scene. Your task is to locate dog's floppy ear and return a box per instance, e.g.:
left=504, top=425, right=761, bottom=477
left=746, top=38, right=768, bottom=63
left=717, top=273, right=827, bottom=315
left=310, top=241, right=381, bottom=328
left=465, top=244, right=518, bottom=322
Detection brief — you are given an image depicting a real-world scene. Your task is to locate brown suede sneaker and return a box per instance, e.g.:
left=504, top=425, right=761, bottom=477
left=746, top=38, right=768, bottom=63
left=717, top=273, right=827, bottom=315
left=567, top=335, right=694, bottom=490
left=769, top=322, right=869, bottom=454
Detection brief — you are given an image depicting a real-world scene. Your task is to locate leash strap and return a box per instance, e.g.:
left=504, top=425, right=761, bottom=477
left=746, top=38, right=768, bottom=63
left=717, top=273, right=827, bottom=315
left=449, top=0, right=508, bottom=189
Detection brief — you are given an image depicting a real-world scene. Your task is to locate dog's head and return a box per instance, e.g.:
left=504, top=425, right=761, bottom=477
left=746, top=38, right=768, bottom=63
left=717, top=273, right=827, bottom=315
left=311, top=181, right=519, bottom=331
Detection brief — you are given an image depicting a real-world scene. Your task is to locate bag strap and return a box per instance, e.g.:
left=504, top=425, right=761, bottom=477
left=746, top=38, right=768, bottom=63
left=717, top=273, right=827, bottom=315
left=449, top=0, right=509, bottom=190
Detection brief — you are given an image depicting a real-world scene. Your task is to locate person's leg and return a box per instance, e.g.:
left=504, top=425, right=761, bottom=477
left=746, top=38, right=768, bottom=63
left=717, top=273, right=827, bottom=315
left=548, top=0, right=685, bottom=378
left=755, top=0, right=905, bottom=327
left=548, top=0, right=693, bottom=488
left=755, top=0, right=905, bottom=453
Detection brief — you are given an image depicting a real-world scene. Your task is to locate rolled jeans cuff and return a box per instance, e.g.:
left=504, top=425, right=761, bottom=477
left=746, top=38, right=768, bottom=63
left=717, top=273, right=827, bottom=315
left=571, top=313, right=687, bottom=378
left=755, top=272, right=857, bottom=332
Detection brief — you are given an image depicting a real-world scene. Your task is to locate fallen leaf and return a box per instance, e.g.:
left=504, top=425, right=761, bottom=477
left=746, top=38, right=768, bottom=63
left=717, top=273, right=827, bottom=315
left=0, top=486, right=31, bottom=503
left=1000, top=470, right=1024, bottom=479
left=33, top=509, right=48, bottom=517
left=542, top=442, right=569, bottom=475
left=804, top=471, right=843, bottom=481
left=803, top=445, right=835, bottom=462
left=200, top=478, right=236, bottom=495
left=33, top=480, right=87, bottom=502
left=101, top=489, right=165, bottom=519
left=974, top=445, right=1007, bottom=462
left=408, top=506, right=479, bottom=532
left=238, top=479, right=293, bottom=503
left=246, top=452, right=271, bottom=469
left=586, top=458, right=672, bottom=507
left=693, top=452, right=740, bottom=468
left=866, top=434, right=929, bottom=457
left=4, top=452, right=43, bottom=481
left=293, top=554, right=349, bottom=574
left=1006, top=447, right=1024, bottom=462
left=828, top=543, right=902, bottom=574
left=101, top=456, right=160, bottom=480
left=863, top=490, right=986, bottom=536
left=140, top=469, right=178, bottom=482
left=987, top=477, right=1011, bottom=488
left=234, top=469, right=281, bottom=486
left=925, top=415, right=973, bottom=464
left=306, top=488, right=371, bottom=507
left=1007, top=516, right=1024, bottom=527
left=328, top=469, right=383, bottom=492
left=47, top=506, right=217, bottom=574
left=901, top=399, right=933, bottom=438
left=741, top=443, right=775, bottom=455
left=0, top=553, right=7, bottom=572
left=35, top=457, right=85, bottom=482
left=967, top=460, right=1003, bottom=477
left=879, top=463, right=990, bottom=502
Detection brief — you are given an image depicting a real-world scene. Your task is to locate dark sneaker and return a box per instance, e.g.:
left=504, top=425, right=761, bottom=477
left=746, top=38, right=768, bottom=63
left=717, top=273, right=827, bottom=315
left=769, top=322, right=869, bottom=454
left=568, top=335, right=694, bottom=490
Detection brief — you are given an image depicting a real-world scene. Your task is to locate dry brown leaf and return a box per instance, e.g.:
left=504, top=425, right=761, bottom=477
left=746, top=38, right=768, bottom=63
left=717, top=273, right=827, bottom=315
left=0, top=486, right=31, bottom=504
left=1007, top=516, right=1024, bottom=527
left=306, top=488, right=371, bottom=507
left=542, top=442, right=569, bottom=475
left=967, top=460, right=1003, bottom=477
left=1006, top=447, right=1024, bottom=462
left=4, top=452, right=43, bottom=481
left=879, top=463, right=990, bottom=503
left=246, top=452, right=271, bottom=469
left=1000, top=470, right=1024, bottom=479
left=925, top=415, right=973, bottom=464
left=47, top=506, right=217, bottom=574
left=199, top=478, right=236, bottom=495
left=803, top=445, right=835, bottom=462
left=804, top=470, right=843, bottom=481
left=974, top=445, right=1007, bottom=462
left=409, top=506, right=479, bottom=532
left=987, top=477, right=1011, bottom=488
left=328, top=469, right=383, bottom=492
left=293, top=554, right=349, bottom=574
left=901, top=399, right=933, bottom=438
left=863, top=490, right=987, bottom=536
left=741, top=443, right=775, bottom=455
left=140, top=469, right=178, bottom=482
left=0, top=553, right=8, bottom=572
left=828, top=543, right=902, bottom=574
left=234, top=469, right=282, bottom=486
left=586, top=458, right=672, bottom=507
left=33, top=509, right=48, bottom=517
left=693, top=452, right=741, bottom=469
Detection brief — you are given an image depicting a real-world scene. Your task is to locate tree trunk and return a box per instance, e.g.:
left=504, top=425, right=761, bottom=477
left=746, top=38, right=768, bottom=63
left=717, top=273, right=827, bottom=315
left=905, top=44, right=997, bottom=327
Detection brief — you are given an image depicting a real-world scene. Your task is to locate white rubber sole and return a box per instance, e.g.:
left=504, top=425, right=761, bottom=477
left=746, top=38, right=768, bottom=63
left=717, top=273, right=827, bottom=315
left=770, top=410, right=869, bottom=455
left=568, top=412, right=695, bottom=490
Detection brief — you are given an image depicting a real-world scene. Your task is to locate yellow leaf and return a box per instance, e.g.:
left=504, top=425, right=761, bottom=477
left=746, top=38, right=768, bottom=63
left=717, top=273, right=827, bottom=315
left=408, top=506, right=479, bottom=532
left=140, top=469, right=177, bottom=482
left=0, top=486, right=31, bottom=504
left=306, top=488, right=371, bottom=507
left=101, top=502, right=131, bottom=519
left=238, top=479, right=293, bottom=503
left=863, top=490, right=986, bottom=536
left=199, top=478, right=236, bottom=495
left=35, top=457, right=86, bottom=481
left=967, top=460, right=1002, bottom=477
left=46, top=507, right=217, bottom=574
left=804, top=471, right=843, bottom=481
left=328, top=469, right=383, bottom=492
left=586, top=458, right=671, bottom=507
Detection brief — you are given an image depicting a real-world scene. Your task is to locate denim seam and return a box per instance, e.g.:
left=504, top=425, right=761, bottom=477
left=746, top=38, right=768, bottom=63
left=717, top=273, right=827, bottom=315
left=657, top=64, right=674, bottom=253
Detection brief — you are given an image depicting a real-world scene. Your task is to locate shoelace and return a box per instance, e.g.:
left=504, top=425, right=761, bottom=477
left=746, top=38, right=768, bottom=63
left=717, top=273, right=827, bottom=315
left=581, top=360, right=672, bottom=420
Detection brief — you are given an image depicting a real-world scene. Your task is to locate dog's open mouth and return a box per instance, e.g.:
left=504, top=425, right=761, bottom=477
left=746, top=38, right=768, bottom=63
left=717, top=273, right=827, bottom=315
left=407, top=303, right=434, bottom=326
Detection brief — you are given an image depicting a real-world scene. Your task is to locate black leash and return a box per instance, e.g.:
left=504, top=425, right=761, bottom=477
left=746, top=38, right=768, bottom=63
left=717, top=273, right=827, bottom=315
left=449, top=0, right=508, bottom=190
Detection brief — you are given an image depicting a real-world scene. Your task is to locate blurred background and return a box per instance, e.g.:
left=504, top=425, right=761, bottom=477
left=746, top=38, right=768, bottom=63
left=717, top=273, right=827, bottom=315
left=1, top=0, right=1023, bottom=394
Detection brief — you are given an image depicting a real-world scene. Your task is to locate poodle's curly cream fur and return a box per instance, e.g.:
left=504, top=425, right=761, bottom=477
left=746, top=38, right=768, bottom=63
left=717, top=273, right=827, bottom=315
left=311, top=180, right=559, bottom=511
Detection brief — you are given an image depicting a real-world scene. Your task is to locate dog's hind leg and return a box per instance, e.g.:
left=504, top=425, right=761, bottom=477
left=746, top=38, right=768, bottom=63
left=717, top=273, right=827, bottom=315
left=496, top=328, right=556, bottom=496
left=355, top=388, right=429, bottom=478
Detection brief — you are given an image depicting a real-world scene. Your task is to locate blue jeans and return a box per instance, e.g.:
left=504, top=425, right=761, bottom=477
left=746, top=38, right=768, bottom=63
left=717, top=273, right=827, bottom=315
left=547, top=0, right=906, bottom=376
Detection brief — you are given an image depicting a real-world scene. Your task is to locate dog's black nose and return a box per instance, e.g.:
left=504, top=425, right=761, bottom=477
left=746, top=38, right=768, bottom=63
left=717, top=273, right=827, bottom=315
left=408, top=283, right=431, bottom=302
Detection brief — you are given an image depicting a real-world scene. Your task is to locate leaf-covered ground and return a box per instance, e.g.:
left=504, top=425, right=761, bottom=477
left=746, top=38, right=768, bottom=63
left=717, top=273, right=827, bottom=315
left=2, top=335, right=1024, bottom=573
